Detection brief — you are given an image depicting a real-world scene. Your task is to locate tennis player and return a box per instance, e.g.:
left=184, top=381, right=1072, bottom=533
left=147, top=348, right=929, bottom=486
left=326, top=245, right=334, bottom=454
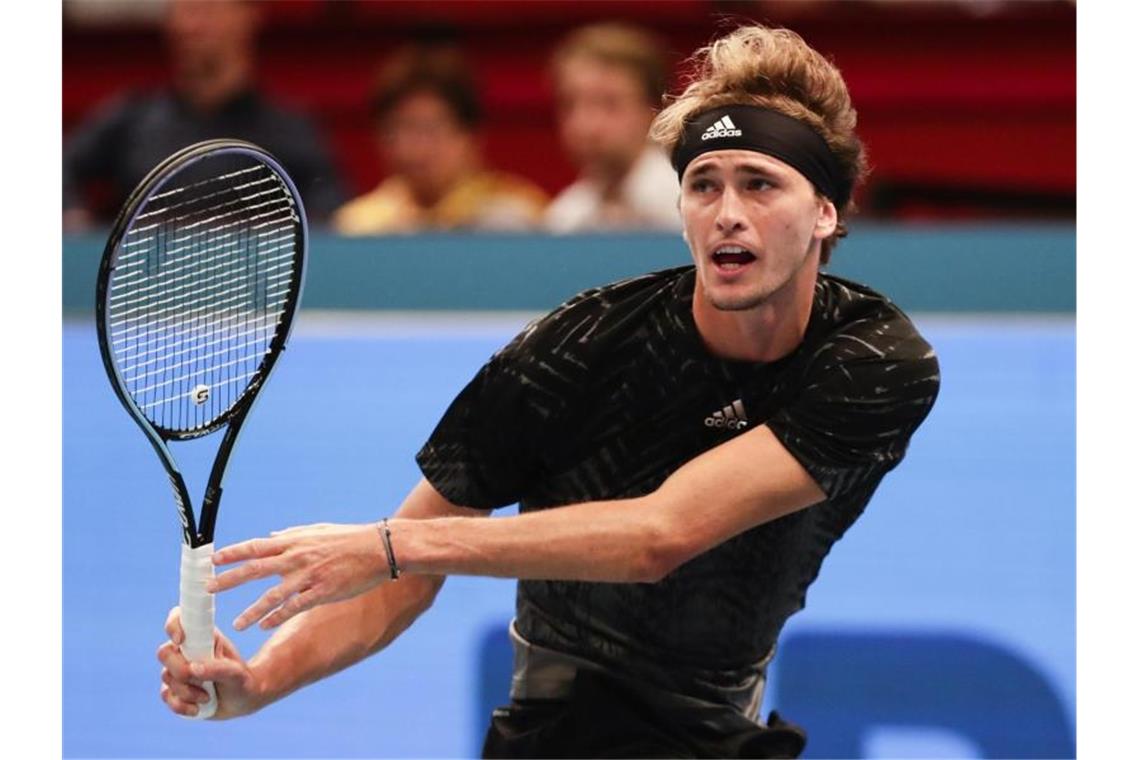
left=157, top=24, right=940, bottom=757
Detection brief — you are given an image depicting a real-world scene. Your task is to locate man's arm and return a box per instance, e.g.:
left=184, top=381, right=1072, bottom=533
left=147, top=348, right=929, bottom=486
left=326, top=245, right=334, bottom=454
left=157, top=481, right=485, bottom=718
left=395, top=424, right=824, bottom=583
left=211, top=425, right=824, bottom=631
left=249, top=481, right=483, bottom=702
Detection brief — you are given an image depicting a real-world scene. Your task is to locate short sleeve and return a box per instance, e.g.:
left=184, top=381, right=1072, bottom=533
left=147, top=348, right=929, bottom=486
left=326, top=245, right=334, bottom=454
left=766, top=326, right=941, bottom=502
left=415, top=319, right=578, bottom=509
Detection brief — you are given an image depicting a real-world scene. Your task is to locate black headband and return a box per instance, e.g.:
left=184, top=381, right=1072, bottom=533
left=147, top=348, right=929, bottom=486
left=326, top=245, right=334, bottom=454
left=671, top=106, right=850, bottom=207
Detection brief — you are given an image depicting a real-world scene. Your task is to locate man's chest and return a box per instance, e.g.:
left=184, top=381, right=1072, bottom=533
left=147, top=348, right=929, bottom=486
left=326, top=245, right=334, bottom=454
left=527, top=353, right=801, bottom=503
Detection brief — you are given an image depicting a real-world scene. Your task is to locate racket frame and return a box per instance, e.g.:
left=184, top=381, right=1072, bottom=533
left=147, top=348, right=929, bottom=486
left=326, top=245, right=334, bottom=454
left=95, top=139, right=308, bottom=548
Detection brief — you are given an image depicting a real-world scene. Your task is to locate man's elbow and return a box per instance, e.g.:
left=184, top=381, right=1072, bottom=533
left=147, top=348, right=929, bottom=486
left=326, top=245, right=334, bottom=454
left=632, top=521, right=694, bottom=584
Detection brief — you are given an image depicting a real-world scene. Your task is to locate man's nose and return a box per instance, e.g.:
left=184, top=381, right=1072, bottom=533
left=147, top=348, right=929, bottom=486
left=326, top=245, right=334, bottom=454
left=715, top=187, right=747, bottom=234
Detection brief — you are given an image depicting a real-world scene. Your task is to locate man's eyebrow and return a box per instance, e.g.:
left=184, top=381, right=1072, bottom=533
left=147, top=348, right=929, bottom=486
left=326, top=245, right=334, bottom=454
left=686, top=161, right=783, bottom=179
left=736, top=163, right=781, bottom=176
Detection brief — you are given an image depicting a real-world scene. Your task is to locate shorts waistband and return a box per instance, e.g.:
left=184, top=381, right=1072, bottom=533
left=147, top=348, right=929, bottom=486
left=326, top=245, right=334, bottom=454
left=506, top=619, right=774, bottom=720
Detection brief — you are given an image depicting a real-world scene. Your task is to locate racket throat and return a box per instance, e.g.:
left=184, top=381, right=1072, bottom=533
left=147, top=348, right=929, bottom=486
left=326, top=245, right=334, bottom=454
left=197, top=484, right=223, bottom=545
left=168, top=472, right=218, bottom=548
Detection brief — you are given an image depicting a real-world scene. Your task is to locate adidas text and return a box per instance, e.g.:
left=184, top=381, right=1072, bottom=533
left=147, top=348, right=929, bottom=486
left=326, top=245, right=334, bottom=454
left=705, top=416, right=748, bottom=429
left=701, top=128, right=742, bottom=141
left=704, top=399, right=749, bottom=430
left=702, top=116, right=742, bottom=141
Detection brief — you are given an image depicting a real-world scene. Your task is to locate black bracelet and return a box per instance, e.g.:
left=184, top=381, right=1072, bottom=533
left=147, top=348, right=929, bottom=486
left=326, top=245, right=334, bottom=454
left=378, top=518, right=400, bottom=580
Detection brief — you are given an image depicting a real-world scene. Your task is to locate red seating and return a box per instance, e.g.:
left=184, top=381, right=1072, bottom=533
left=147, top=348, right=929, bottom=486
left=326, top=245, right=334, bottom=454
left=62, top=0, right=1075, bottom=216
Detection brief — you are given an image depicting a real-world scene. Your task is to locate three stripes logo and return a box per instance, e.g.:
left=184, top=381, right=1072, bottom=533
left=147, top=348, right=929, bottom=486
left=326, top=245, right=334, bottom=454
left=705, top=399, right=748, bottom=430
left=701, top=115, right=743, bottom=141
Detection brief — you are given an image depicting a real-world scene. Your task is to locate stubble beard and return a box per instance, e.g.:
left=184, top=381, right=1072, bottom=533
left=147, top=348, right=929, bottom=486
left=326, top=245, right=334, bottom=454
left=702, top=262, right=794, bottom=312
left=703, top=282, right=774, bottom=311
left=702, top=239, right=816, bottom=312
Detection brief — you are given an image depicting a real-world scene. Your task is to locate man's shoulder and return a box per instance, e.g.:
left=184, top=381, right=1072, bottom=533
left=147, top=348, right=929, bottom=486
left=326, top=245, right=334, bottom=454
left=332, top=179, right=411, bottom=234
left=542, top=266, right=692, bottom=330
left=81, top=88, right=175, bottom=127
left=496, top=267, right=692, bottom=363
left=544, top=180, right=600, bottom=232
left=812, top=273, right=936, bottom=366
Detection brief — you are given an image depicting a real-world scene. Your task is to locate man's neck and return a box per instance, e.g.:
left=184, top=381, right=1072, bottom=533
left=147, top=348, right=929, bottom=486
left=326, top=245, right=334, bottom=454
left=587, top=147, right=643, bottom=201
left=692, top=258, right=819, bottom=363
left=406, top=162, right=479, bottom=210
left=175, top=54, right=253, bottom=114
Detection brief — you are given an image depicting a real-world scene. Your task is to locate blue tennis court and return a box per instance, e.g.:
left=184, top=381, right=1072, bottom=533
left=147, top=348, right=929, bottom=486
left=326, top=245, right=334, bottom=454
left=63, top=312, right=1074, bottom=758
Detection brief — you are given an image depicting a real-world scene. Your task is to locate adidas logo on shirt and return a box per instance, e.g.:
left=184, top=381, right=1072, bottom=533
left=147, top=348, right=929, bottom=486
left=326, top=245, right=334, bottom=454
left=701, top=115, right=743, bottom=141
left=704, top=399, right=749, bottom=430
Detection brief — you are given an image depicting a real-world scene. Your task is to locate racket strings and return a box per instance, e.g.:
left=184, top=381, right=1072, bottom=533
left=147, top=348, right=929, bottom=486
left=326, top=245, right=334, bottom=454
left=109, top=256, right=294, bottom=325
left=106, top=157, right=300, bottom=434
left=132, top=173, right=279, bottom=222
left=108, top=231, right=295, bottom=299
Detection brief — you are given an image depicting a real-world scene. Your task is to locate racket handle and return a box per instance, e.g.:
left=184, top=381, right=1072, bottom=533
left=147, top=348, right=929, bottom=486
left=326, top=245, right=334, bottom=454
left=179, top=543, right=218, bottom=720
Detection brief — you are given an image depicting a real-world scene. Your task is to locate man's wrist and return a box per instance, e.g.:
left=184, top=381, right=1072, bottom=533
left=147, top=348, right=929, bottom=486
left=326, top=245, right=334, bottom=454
left=376, top=518, right=401, bottom=580
left=232, top=661, right=274, bottom=718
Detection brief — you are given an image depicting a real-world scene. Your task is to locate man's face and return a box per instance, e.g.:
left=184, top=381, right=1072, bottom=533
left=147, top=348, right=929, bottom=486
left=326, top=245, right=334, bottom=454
left=680, top=150, right=836, bottom=311
left=166, top=0, right=256, bottom=73
left=378, top=91, right=475, bottom=200
left=555, top=56, right=655, bottom=177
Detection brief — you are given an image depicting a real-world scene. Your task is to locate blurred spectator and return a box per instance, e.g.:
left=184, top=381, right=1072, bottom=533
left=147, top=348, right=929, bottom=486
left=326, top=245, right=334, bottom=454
left=63, top=0, right=346, bottom=231
left=333, top=49, right=547, bottom=234
left=545, top=23, right=680, bottom=233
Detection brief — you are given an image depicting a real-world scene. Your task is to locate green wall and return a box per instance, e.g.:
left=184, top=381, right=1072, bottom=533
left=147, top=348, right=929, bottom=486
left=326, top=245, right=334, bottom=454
left=63, top=223, right=1074, bottom=315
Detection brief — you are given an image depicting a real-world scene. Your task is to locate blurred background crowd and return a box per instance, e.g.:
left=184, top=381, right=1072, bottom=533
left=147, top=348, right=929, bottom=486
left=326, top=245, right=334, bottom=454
left=62, top=0, right=1074, bottom=236
left=61, top=5, right=1078, bottom=757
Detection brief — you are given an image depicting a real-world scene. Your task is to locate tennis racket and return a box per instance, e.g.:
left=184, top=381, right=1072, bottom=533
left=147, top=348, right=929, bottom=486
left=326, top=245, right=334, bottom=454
left=95, top=139, right=307, bottom=719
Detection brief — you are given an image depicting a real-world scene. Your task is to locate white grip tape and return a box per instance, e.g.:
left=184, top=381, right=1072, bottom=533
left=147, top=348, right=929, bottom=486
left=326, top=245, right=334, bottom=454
left=179, top=543, right=218, bottom=719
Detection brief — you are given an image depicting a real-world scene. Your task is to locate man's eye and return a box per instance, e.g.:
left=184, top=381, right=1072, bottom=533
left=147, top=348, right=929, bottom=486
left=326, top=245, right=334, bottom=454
left=691, top=179, right=714, bottom=192
left=748, top=178, right=773, bottom=191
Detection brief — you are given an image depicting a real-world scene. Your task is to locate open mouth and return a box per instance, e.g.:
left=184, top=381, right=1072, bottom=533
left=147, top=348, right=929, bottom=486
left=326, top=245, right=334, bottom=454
left=711, top=245, right=757, bottom=271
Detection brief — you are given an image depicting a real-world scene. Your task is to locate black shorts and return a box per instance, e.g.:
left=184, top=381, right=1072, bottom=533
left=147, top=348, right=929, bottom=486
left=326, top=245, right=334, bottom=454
left=481, top=668, right=806, bottom=759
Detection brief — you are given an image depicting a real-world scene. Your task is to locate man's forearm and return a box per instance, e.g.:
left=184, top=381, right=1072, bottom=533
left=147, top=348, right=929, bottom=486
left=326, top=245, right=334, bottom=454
left=247, top=572, right=443, bottom=708
left=393, top=497, right=673, bottom=583
left=391, top=427, right=824, bottom=585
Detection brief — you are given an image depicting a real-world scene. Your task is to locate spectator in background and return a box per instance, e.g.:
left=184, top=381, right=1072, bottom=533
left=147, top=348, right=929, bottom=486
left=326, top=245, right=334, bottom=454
left=63, top=0, right=345, bottom=230
left=546, top=24, right=680, bottom=233
left=333, top=49, right=547, bottom=234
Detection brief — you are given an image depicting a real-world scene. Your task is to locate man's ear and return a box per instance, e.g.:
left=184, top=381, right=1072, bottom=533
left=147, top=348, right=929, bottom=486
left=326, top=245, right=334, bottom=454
left=814, top=197, right=838, bottom=240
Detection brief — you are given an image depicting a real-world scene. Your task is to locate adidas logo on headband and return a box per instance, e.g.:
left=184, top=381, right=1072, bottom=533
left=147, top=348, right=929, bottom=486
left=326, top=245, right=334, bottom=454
left=701, top=115, right=743, bottom=141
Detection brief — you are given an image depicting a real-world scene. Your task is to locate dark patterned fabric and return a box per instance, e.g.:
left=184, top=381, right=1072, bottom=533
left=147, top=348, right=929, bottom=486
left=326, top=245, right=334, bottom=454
left=417, top=265, right=940, bottom=707
left=482, top=669, right=807, bottom=759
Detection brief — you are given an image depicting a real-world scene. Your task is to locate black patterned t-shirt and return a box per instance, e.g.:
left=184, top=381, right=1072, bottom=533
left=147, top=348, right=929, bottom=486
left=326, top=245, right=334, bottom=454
left=416, top=265, right=940, bottom=707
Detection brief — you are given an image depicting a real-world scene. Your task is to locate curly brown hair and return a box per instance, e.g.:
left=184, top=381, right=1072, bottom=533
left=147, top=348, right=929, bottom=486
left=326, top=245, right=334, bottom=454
left=650, top=25, right=867, bottom=263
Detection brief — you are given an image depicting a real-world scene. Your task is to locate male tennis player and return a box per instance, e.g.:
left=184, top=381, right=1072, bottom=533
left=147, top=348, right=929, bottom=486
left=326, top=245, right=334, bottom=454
left=158, top=24, right=940, bottom=757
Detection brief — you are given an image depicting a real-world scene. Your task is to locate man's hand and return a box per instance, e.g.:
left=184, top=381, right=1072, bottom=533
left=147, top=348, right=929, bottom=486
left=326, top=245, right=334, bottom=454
left=157, top=607, right=265, bottom=719
left=209, top=523, right=389, bottom=631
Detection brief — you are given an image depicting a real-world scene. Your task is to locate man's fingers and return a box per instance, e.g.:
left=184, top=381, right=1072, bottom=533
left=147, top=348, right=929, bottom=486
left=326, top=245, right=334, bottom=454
left=160, top=684, right=199, bottom=718
left=161, top=668, right=210, bottom=704
left=189, top=656, right=248, bottom=687
left=232, top=577, right=307, bottom=631
left=260, top=587, right=320, bottom=630
left=156, top=641, right=192, bottom=682
left=164, top=607, right=184, bottom=646
left=209, top=555, right=285, bottom=593
left=212, top=536, right=286, bottom=567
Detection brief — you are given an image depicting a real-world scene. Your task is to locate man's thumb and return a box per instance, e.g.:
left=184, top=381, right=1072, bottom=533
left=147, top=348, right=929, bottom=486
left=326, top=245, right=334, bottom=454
left=190, top=658, right=248, bottom=687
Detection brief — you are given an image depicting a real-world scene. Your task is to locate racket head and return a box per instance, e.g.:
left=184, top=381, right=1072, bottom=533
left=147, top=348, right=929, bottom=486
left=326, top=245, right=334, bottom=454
left=96, top=139, right=307, bottom=442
